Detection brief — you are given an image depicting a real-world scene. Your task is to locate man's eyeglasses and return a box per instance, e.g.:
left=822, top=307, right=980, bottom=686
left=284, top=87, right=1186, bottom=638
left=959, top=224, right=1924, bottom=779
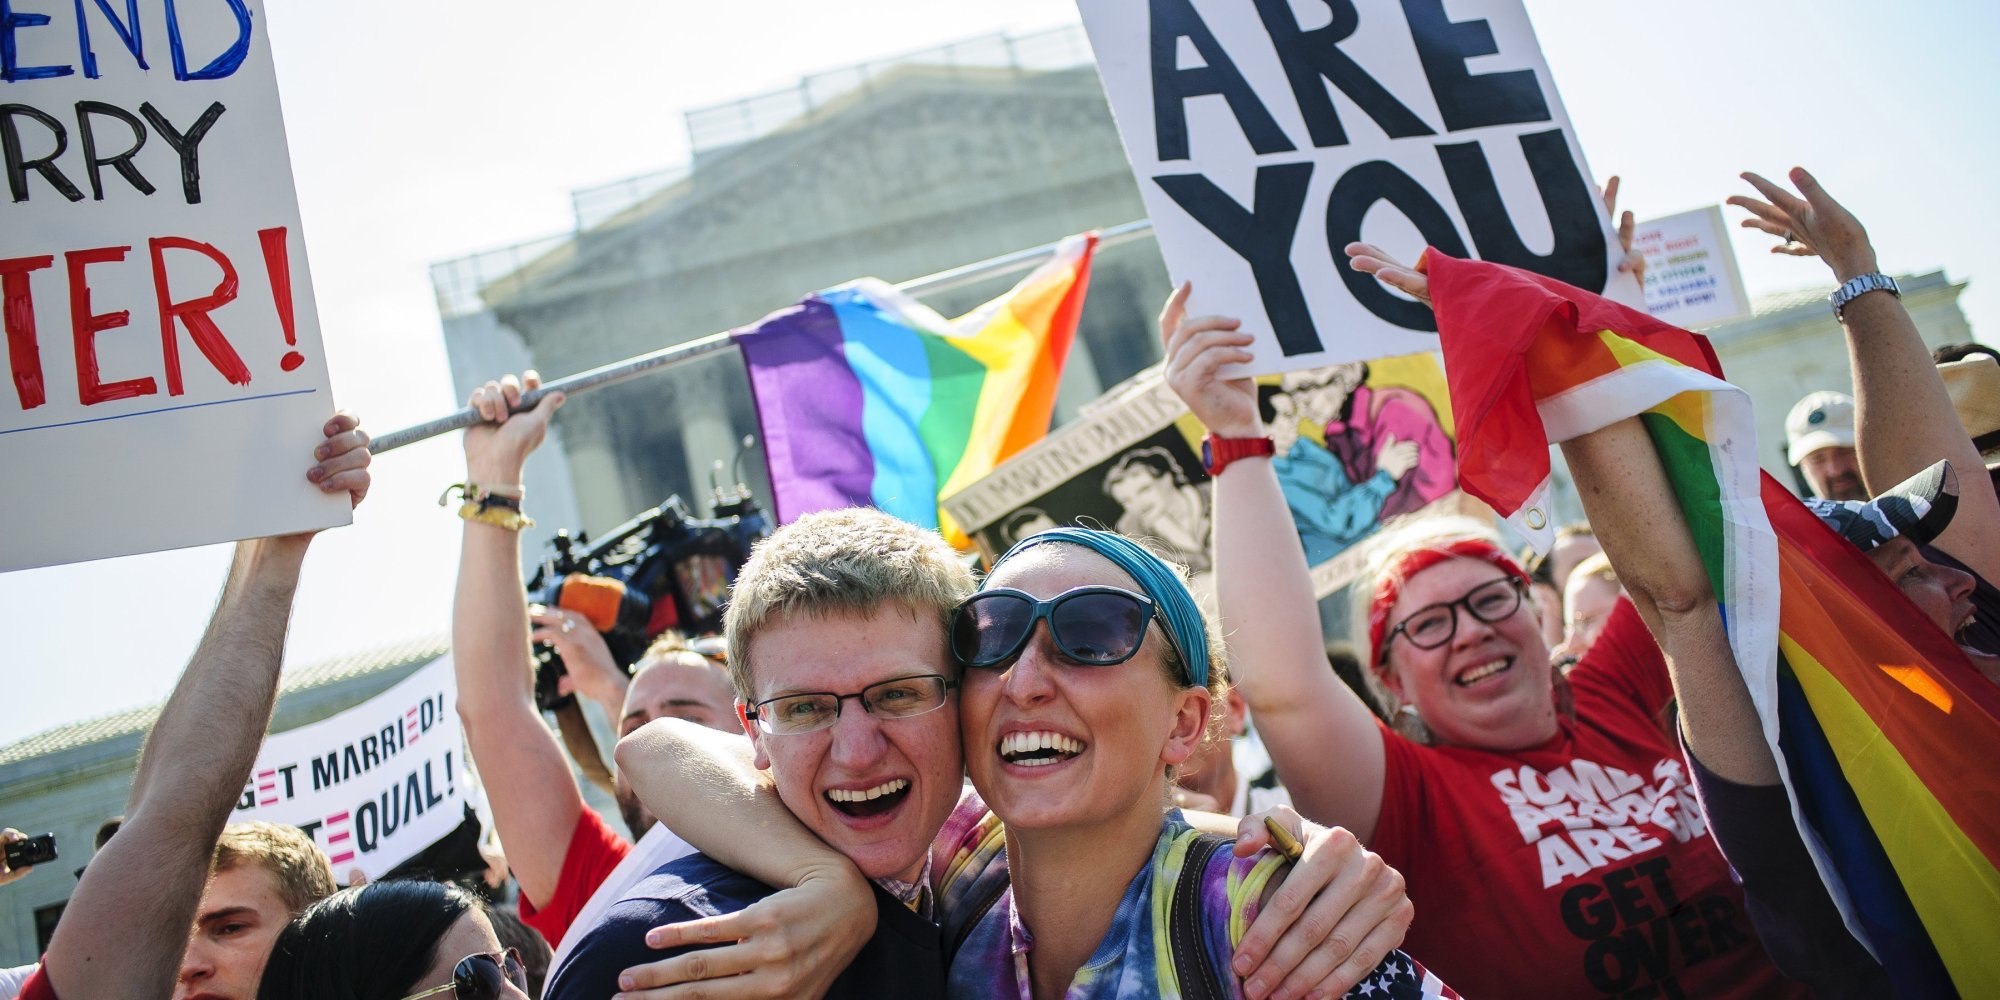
left=745, top=674, right=956, bottom=736
left=398, top=948, right=527, bottom=1000
left=951, top=586, right=1156, bottom=669
left=1379, top=577, right=1526, bottom=661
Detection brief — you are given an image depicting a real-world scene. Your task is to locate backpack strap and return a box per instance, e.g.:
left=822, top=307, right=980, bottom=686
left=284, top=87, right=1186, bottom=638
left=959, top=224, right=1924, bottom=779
left=1169, top=833, right=1232, bottom=1000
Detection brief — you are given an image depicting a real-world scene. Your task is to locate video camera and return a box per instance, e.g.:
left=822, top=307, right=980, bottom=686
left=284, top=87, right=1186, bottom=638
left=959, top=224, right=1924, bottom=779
left=526, top=483, right=769, bottom=711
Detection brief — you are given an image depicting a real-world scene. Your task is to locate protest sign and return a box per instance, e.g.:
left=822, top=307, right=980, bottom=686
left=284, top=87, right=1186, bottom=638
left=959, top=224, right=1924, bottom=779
left=232, top=656, right=476, bottom=881
left=1076, top=0, right=1641, bottom=375
left=1633, top=205, right=1751, bottom=327
left=944, top=353, right=1475, bottom=598
left=1, top=0, right=346, bottom=572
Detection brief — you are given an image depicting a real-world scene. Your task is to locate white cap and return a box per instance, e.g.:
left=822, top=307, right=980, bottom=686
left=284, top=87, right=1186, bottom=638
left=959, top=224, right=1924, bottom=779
left=1786, top=390, right=1856, bottom=466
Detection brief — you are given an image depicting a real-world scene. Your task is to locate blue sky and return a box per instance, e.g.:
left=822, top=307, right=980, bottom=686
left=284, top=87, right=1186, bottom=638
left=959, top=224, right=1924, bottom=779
left=2, top=0, right=1994, bottom=746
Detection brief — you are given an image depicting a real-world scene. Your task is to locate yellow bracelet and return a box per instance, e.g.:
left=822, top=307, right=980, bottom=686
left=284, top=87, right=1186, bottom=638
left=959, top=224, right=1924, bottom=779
left=458, top=501, right=535, bottom=531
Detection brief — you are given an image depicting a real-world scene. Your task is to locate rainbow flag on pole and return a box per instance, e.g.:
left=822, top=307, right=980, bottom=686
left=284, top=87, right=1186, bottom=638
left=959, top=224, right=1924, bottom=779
left=1420, top=249, right=2000, bottom=996
left=733, top=234, right=1095, bottom=547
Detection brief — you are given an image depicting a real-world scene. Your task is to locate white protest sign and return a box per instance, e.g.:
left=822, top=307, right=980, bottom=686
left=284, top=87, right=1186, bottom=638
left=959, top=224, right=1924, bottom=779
left=1077, top=0, right=1642, bottom=375
left=0, top=0, right=346, bottom=572
left=232, top=656, right=475, bottom=881
left=1635, top=205, right=1751, bottom=328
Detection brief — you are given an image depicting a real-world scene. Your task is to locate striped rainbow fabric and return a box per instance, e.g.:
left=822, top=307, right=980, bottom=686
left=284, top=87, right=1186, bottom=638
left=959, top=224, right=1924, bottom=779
left=1420, top=249, right=2000, bottom=996
left=732, top=234, right=1094, bottom=547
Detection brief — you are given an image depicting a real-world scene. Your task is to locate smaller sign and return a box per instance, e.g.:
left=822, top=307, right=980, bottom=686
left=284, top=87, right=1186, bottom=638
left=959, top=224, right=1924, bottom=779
left=1634, top=206, right=1752, bottom=328
left=944, top=354, right=1474, bottom=598
left=231, top=656, right=475, bottom=881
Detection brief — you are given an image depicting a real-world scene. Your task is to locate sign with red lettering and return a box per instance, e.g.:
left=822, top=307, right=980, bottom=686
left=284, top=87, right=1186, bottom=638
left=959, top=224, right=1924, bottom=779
left=0, top=0, right=345, bottom=572
left=232, top=655, right=478, bottom=882
left=1076, top=0, right=1642, bottom=375
left=1633, top=206, right=1751, bottom=328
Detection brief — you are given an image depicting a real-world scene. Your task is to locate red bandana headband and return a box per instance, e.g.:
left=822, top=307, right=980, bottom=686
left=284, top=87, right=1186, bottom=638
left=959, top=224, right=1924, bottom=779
left=1367, top=537, right=1529, bottom=667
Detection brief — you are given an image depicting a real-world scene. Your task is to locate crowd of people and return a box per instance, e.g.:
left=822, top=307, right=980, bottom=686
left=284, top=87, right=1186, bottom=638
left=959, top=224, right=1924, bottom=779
left=1, top=164, right=1996, bottom=1000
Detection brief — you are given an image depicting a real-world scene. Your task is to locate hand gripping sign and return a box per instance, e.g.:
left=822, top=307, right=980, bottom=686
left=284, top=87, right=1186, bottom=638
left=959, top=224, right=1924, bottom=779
left=1, top=0, right=347, bottom=572
left=1076, top=0, right=1644, bottom=375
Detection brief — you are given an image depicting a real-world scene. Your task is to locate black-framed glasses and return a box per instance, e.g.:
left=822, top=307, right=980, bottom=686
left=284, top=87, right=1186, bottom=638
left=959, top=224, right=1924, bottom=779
left=399, top=948, right=527, bottom=1000
left=744, top=674, right=956, bottom=736
left=952, top=586, right=1156, bottom=669
left=1379, top=577, right=1526, bottom=661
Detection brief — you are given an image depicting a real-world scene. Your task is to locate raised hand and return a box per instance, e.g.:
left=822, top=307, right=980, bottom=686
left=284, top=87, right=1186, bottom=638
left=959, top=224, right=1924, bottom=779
left=1160, top=282, right=1261, bottom=437
left=1344, top=243, right=1432, bottom=310
left=308, top=410, right=371, bottom=510
left=1727, top=167, right=1879, bottom=281
left=463, top=370, right=566, bottom=479
left=1603, top=175, right=1646, bottom=284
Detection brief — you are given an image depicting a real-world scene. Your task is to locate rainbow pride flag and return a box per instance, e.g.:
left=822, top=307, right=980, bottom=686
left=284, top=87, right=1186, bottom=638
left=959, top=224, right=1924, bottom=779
left=733, top=234, right=1094, bottom=547
left=1420, top=249, right=2000, bottom=995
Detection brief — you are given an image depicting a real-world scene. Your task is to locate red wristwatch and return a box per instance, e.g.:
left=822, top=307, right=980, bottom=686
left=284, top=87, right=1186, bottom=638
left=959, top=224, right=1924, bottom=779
left=1201, top=433, right=1275, bottom=475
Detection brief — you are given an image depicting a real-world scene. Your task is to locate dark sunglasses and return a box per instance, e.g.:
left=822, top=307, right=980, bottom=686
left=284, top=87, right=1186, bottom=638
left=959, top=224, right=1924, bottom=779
left=952, top=586, right=1156, bottom=668
left=399, top=948, right=527, bottom=1000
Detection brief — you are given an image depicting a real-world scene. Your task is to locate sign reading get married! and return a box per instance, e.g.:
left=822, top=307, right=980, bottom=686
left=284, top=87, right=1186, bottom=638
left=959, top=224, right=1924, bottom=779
left=0, top=0, right=346, bottom=572
left=233, top=656, right=475, bottom=882
left=1077, top=0, right=1641, bottom=375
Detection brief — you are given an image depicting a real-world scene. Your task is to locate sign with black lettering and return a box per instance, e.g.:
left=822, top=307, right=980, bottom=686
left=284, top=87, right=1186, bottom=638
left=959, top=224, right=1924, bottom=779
left=1633, top=206, right=1751, bottom=328
left=0, top=0, right=345, bottom=572
left=232, top=656, right=477, bottom=881
left=1077, top=0, right=1642, bottom=374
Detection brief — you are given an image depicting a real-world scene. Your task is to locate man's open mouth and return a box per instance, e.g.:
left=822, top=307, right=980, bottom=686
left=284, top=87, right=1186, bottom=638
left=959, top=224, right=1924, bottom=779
left=825, top=778, right=909, bottom=817
left=998, top=730, right=1085, bottom=767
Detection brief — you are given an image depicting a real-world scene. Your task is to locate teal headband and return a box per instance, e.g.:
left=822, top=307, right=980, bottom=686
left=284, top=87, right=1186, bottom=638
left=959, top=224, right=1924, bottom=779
left=989, top=527, right=1210, bottom=689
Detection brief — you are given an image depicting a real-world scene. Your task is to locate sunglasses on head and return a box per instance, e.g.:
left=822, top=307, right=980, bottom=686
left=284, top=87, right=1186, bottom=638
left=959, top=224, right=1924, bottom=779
left=951, top=586, right=1157, bottom=669
left=399, top=948, right=527, bottom=1000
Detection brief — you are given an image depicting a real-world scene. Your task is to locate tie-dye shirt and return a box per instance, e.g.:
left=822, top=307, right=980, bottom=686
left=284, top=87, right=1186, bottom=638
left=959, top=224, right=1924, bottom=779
left=934, top=795, right=1457, bottom=1000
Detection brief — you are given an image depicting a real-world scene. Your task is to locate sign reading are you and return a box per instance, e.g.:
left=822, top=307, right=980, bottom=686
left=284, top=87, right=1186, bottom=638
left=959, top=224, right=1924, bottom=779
left=1078, top=0, right=1642, bottom=375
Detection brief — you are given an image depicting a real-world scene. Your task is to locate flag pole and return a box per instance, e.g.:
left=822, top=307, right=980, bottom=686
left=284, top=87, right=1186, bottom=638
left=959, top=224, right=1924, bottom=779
left=370, top=220, right=1155, bottom=454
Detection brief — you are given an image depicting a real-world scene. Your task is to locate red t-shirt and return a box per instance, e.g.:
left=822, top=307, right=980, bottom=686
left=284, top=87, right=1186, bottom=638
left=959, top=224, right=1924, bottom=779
left=17, top=966, right=54, bottom=1000
left=519, top=809, right=631, bottom=945
left=1370, top=599, right=1806, bottom=999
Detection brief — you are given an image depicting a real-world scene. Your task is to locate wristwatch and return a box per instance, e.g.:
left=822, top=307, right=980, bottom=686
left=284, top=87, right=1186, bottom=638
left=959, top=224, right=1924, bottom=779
left=1201, top=433, right=1275, bottom=476
left=1829, top=272, right=1899, bottom=321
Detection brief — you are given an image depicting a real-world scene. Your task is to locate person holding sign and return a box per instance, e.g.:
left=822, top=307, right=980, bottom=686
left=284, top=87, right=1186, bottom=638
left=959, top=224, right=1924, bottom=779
left=16, top=414, right=372, bottom=1000
left=1163, top=278, right=1808, bottom=998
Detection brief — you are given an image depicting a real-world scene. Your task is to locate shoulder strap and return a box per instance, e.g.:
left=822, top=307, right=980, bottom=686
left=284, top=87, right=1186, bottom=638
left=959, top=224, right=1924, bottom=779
left=1169, top=833, right=1232, bottom=1000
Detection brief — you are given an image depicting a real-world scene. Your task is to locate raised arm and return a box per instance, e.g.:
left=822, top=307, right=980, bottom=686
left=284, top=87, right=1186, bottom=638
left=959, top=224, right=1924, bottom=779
left=451, top=372, right=588, bottom=908
left=1560, top=420, right=1778, bottom=785
left=1730, top=167, right=2000, bottom=583
left=42, top=416, right=370, bottom=997
left=1159, top=284, right=1388, bottom=841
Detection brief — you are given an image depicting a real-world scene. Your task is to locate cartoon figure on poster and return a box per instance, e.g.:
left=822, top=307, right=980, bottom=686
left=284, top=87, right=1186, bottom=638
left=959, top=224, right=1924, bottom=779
left=1259, top=362, right=1456, bottom=563
left=1102, top=446, right=1213, bottom=573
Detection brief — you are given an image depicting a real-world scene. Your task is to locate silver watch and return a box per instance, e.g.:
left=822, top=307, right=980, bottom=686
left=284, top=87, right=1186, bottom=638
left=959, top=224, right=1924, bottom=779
left=1829, top=272, right=1900, bottom=320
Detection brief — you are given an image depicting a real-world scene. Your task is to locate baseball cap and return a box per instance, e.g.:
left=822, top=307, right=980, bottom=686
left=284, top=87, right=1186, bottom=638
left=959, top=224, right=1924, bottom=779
left=1786, top=390, right=1857, bottom=466
left=1804, top=460, right=1959, bottom=552
left=1939, top=355, right=2000, bottom=471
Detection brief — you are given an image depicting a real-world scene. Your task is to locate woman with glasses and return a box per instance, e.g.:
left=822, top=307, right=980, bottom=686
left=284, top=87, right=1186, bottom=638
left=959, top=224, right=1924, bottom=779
left=258, top=880, right=529, bottom=1000
left=938, top=526, right=1454, bottom=999
left=1160, top=281, right=1805, bottom=999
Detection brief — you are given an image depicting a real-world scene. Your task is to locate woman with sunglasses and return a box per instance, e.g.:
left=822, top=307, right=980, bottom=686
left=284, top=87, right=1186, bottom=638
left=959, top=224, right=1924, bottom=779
left=1160, top=281, right=1805, bottom=999
left=939, top=526, right=1453, bottom=999
left=257, top=880, right=530, bottom=1000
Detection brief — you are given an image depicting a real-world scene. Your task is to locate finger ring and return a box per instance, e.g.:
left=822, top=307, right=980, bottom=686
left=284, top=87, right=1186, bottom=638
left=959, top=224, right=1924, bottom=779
left=560, top=619, right=575, bottom=634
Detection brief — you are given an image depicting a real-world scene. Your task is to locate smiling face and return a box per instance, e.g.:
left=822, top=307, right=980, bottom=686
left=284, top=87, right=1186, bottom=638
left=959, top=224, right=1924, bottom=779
left=615, top=655, right=740, bottom=836
left=173, top=863, right=292, bottom=1000
left=959, top=545, right=1209, bottom=836
left=742, top=604, right=963, bottom=883
left=1378, top=557, right=1557, bottom=750
left=1867, top=537, right=1987, bottom=661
